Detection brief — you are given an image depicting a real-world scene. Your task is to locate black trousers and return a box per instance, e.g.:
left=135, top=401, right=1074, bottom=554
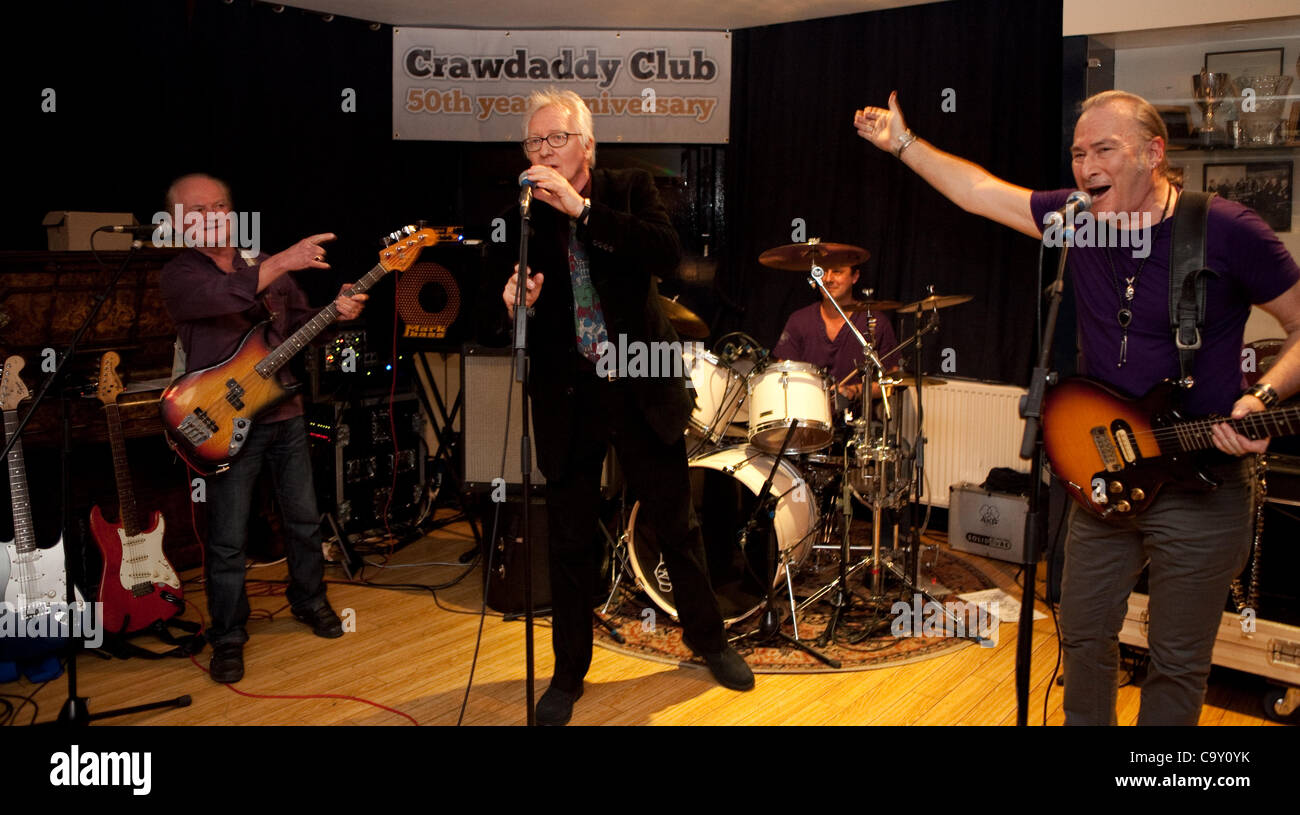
left=543, top=371, right=725, bottom=690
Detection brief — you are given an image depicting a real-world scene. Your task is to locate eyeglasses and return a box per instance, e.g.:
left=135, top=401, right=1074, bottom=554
left=521, top=132, right=581, bottom=152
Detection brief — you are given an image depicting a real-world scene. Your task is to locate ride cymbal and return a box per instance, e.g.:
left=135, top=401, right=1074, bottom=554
left=758, top=240, right=870, bottom=271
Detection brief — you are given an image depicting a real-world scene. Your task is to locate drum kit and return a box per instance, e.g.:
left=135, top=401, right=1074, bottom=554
left=603, top=239, right=976, bottom=659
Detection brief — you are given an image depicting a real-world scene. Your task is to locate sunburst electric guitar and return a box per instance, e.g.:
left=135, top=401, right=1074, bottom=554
left=0, top=356, right=84, bottom=661
left=160, top=225, right=436, bottom=473
left=1042, top=376, right=1300, bottom=518
left=90, top=351, right=183, bottom=634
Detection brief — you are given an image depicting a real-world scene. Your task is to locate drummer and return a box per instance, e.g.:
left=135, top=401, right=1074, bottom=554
left=773, top=264, right=898, bottom=406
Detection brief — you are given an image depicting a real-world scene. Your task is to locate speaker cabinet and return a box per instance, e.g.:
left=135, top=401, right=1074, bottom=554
left=461, top=346, right=546, bottom=488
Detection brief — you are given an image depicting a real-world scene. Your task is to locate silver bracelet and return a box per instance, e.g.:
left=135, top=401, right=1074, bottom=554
left=894, top=129, right=917, bottom=158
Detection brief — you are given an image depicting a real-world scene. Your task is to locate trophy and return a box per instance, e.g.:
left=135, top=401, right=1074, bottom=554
left=1235, top=74, right=1293, bottom=147
left=1192, top=70, right=1236, bottom=146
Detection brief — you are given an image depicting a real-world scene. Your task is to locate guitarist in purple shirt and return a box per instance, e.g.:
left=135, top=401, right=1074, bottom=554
left=854, top=91, right=1300, bottom=725
left=160, top=174, right=367, bottom=683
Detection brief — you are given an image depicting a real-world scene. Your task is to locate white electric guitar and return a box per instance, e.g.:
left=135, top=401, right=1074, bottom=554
left=0, top=355, right=84, bottom=661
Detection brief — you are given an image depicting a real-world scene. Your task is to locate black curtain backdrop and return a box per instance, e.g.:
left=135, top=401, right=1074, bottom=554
left=4, top=0, right=1062, bottom=383
left=721, top=0, right=1063, bottom=385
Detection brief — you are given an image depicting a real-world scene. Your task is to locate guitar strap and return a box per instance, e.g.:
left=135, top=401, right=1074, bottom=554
left=1168, top=190, right=1217, bottom=384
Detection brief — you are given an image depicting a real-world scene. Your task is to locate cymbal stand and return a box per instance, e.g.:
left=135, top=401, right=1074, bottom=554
left=846, top=292, right=976, bottom=645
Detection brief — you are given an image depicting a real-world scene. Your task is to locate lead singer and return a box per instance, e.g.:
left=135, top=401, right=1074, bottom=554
left=501, top=88, right=753, bottom=725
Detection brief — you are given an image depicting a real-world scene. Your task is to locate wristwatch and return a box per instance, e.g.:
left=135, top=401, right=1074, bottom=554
left=579, top=197, right=592, bottom=223
left=1244, top=382, right=1279, bottom=408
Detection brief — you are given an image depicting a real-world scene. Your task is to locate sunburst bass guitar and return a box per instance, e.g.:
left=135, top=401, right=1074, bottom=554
left=1042, top=376, right=1300, bottom=518
left=160, top=225, right=436, bottom=473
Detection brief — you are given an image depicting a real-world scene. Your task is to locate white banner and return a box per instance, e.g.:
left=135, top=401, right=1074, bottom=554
left=392, top=28, right=730, bottom=144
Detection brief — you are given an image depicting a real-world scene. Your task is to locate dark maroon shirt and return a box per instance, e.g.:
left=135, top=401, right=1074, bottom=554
left=161, top=248, right=315, bottom=421
left=1030, top=189, right=1299, bottom=416
left=774, top=302, right=899, bottom=385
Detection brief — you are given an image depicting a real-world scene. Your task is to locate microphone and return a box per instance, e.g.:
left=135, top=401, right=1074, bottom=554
left=1045, top=190, right=1092, bottom=241
left=518, top=171, right=535, bottom=215
left=97, top=223, right=158, bottom=237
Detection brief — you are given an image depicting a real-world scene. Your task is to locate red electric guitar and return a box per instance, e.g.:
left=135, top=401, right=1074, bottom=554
left=1042, top=376, right=1300, bottom=518
left=159, top=225, right=436, bottom=473
left=90, top=351, right=183, bottom=634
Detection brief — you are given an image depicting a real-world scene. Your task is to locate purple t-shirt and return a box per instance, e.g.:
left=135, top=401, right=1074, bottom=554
left=773, top=302, right=899, bottom=385
left=161, top=248, right=316, bottom=421
left=1030, top=189, right=1299, bottom=416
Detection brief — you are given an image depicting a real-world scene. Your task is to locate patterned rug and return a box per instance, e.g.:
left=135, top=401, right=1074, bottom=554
left=595, top=535, right=1000, bottom=673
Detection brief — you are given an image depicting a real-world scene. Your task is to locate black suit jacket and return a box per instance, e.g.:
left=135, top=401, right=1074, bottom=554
left=503, top=167, right=692, bottom=481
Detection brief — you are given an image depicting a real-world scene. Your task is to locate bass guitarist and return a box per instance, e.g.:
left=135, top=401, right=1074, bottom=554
left=853, top=90, right=1300, bottom=725
left=159, top=173, right=366, bottom=684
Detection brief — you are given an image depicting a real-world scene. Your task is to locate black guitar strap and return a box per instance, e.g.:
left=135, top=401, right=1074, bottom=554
left=1168, top=190, right=1217, bottom=383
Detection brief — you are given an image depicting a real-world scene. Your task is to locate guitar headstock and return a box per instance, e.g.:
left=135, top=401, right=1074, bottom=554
left=378, top=225, right=438, bottom=273
left=97, top=351, right=124, bottom=406
left=0, top=355, right=30, bottom=412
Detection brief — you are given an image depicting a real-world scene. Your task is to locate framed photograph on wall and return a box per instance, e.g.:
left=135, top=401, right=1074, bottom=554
left=1204, top=48, right=1284, bottom=78
left=1203, top=161, right=1293, bottom=232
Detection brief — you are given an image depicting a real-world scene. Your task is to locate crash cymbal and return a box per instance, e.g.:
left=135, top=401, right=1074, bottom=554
left=881, top=368, right=948, bottom=387
left=758, top=240, right=869, bottom=271
left=843, top=299, right=904, bottom=312
left=896, top=294, right=973, bottom=314
left=657, top=295, right=709, bottom=339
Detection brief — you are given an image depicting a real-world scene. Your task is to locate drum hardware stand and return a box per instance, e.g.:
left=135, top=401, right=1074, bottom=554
left=730, top=420, right=841, bottom=668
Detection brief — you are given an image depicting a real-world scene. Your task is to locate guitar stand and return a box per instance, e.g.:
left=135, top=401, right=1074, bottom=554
left=731, top=420, right=841, bottom=668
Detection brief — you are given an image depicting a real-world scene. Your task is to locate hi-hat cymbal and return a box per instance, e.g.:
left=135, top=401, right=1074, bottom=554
left=843, top=299, right=904, bottom=312
left=896, top=294, right=973, bottom=314
left=657, top=295, right=709, bottom=338
left=758, top=241, right=870, bottom=271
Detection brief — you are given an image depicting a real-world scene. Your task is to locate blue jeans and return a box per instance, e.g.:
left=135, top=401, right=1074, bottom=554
left=1059, top=458, right=1253, bottom=725
left=204, top=416, right=326, bottom=645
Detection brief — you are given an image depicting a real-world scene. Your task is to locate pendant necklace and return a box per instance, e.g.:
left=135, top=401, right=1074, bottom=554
left=1104, top=186, right=1173, bottom=367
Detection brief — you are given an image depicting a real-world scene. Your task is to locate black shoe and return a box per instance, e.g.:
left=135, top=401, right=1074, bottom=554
left=292, top=601, right=344, bottom=638
left=209, top=642, right=244, bottom=684
left=685, top=639, right=754, bottom=691
left=535, top=682, right=583, bottom=726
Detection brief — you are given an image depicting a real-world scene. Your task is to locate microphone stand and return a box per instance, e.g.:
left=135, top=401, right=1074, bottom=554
left=1015, top=235, right=1072, bottom=726
left=512, top=183, right=537, bottom=726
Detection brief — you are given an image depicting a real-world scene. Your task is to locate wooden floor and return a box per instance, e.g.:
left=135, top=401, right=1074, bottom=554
left=9, top=510, right=1287, bottom=727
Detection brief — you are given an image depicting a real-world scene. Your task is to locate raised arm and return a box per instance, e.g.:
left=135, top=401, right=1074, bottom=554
left=854, top=92, right=1039, bottom=239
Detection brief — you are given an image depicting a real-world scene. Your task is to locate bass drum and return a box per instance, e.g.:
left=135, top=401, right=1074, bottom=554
left=627, top=446, right=818, bottom=625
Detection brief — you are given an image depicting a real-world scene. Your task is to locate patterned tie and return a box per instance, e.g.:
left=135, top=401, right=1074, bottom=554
left=568, top=219, right=609, bottom=364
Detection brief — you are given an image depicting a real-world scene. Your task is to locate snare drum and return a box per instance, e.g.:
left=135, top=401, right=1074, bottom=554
left=627, top=445, right=818, bottom=625
left=747, top=361, right=833, bottom=454
left=683, top=346, right=750, bottom=444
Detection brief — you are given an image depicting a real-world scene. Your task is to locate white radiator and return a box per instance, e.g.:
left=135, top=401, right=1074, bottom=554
left=896, top=378, right=1029, bottom=507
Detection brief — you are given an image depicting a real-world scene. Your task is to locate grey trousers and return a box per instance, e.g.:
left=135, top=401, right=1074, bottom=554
left=1059, top=458, right=1253, bottom=726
